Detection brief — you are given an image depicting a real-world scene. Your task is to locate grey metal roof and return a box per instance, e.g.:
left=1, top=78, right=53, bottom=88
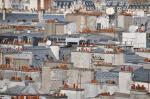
left=5, top=85, right=25, bottom=95
left=0, top=32, right=44, bottom=38
left=91, top=48, right=104, bottom=53
left=96, top=71, right=118, bottom=83
left=24, top=46, right=57, bottom=67
left=0, top=13, right=37, bottom=23
left=0, top=46, right=57, bottom=67
left=133, top=68, right=150, bottom=83
left=44, top=14, right=65, bottom=21
left=124, top=53, right=145, bottom=64
left=108, top=66, right=150, bottom=83
left=0, top=13, right=65, bottom=23
left=110, top=65, right=142, bottom=73
left=5, top=85, right=40, bottom=95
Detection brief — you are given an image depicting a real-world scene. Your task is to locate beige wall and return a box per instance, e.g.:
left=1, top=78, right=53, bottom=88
left=41, top=66, right=51, bottom=93
left=65, top=14, right=97, bottom=32
left=65, top=14, right=82, bottom=32
left=45, top=23, right=66, bottom=37
left=13, top=59, right=30, bottom=67
left=55, top=24, right=65, bottom=35
left=45, top=23, right=56, bottom=38
left=124, top=16, right=132, bottom=32
left=71, top=51, right=92, bottom=69
left=118, top=15, right=132, bottom=31
left=41, top=62, right=73, bottom=93
left=67, top=69, right=94, bottom=84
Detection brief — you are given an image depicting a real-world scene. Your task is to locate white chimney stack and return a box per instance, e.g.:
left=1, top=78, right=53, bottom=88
left=119, top=71, right=132, bottom=94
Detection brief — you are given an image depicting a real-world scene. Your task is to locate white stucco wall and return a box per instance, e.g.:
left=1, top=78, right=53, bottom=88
left=96, top=16, right=109, bottom=29
left=29, top=0, right=38, bottom=10
left=122, top=32, right=147, bottom=48
left=71, top=52, right=91, bottom=68
left=119, top=72, right=132, bottom=94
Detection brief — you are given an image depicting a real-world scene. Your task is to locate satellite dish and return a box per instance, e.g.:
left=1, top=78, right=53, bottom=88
left=42, top=27, right=45, bottom=30
left=106, top=7, right=115, bottom=15
left=68, top=30, right=72, bottom=35
left=27, top=30, right=31, bottom=34
left=46, top=40, right=52, bottom=46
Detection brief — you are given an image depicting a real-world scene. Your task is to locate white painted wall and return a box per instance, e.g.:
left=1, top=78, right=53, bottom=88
left=4, top=51, right=33, bottom=65
left=134, top=11, right=145, bottom=17
left=49, top=46, right=60, bottom=60
left=93, top=53, right=124, bottom=65
left=71, top=52, right=91, bottom=68
left=0, top=0, right=3, bottom=9
left=50, top=69, right=67, bottom=81
left=81, top=83, right=118, bottom=98
left=134, top=33, right=146, bottom=48
left=122, top=32, right=147, bottom=48
left=81, top=83, right=101, bottom=98
left=4, top=0, right=11, bottom=9
left=60, top=90, right=85, bottom=99
left=119, top=72, right=132, bottom=94
left=104, top=53, right=124, bottom=65
left=106, top=85, right=118, bottom=95
left=96, top=16, right=109, bottom=29
left=65, top=23, right=77, bottom=35
left=87, top=16, right=97, bottom=31
left=29, top=0, right=38, bottom=10
left=67, top=70, right=94, bottom=84
left=118, top=15, right=124, bottom=28
left=71, top=52, right=124, bottom=69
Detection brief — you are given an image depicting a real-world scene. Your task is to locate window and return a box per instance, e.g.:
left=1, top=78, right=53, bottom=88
left=57, top=1, right=60, bottom=7
left=25, top=6, right=28, bottom=10
left=61, top=2, right=64, bottom=8
left=68, top=2, right=71, bottom=8
left=147, top=34, right=150, bottom=39
left=5, top=58, right=10, bottom=64
left=97, top=23, right=101, bottom=30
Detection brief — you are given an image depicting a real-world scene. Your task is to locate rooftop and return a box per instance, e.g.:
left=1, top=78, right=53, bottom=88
left=133, top=68, right=150, bottom=83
